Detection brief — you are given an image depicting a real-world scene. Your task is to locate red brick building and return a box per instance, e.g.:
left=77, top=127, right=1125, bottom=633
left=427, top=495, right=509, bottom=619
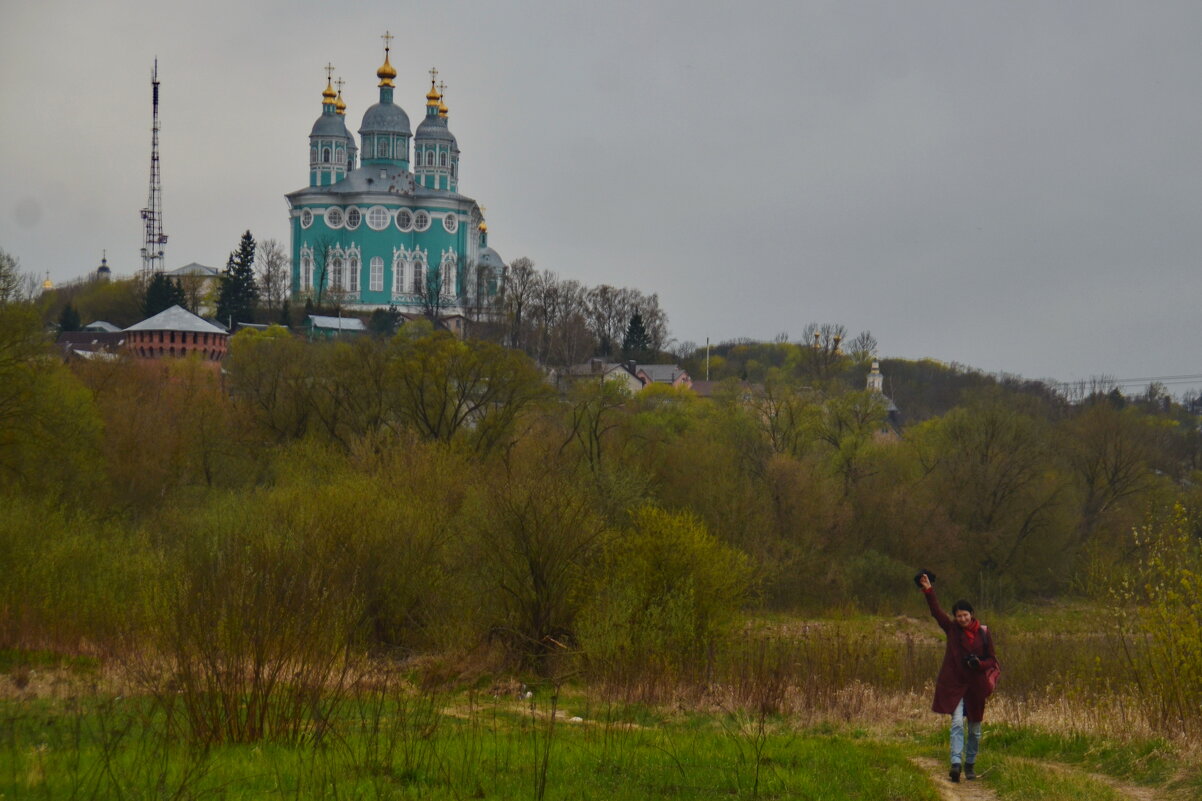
left=124, top=305, right=229, bottom=361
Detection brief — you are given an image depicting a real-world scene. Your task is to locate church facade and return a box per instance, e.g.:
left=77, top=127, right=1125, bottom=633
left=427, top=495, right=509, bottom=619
left=287, top=39, right=505, bottom=316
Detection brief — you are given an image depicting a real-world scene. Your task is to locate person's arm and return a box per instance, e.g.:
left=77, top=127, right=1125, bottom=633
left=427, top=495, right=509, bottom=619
left=918, top=573, right=952, bottom=630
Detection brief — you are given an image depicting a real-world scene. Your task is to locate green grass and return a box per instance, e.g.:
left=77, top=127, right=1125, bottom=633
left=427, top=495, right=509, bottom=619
left=983, top=723, right=1173, bottom=785
left=987, top=757, right=1127, bottom=801
left=0, top=693, right=940, bottom=800
left=0, top=648, right=99, bottom=674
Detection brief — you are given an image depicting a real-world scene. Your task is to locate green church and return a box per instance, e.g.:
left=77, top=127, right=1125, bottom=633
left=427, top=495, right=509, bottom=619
left=288, top=36, right=505, bottom=318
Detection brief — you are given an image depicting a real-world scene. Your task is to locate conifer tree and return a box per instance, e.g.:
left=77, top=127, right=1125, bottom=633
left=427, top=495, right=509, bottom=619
left=216, top=230, right=260, bottom=326
left=622, top=311, right=651, bottom=360
left=57, top=302, right=81, bottom=333
left=143, top=272, right=185, bottom=317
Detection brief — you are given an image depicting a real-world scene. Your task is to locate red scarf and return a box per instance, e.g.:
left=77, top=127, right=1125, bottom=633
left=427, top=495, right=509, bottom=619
left=962, top=618, right=980, bottom=650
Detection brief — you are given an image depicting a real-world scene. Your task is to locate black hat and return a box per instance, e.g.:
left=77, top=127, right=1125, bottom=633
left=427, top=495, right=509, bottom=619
left=913, top=569, right=936, bottom=588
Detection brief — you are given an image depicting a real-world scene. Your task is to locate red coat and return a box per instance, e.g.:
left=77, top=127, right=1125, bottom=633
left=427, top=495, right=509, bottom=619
left=924, top=589, right=998, bottom=722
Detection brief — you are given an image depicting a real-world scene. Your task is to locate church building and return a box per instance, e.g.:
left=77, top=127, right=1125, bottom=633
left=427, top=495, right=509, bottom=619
left=287, top=36, right=505, bottom=317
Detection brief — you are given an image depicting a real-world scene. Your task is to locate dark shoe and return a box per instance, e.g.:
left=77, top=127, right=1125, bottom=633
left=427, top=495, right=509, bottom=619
left=965, top=763, right=976, bottom=780
left=950, top=764, right=961, bottom=783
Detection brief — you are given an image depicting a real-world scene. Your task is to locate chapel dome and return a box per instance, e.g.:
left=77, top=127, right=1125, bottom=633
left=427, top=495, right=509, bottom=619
left=311, top=113, right=351, bottom=138
left=359, top=102, right=411, bottom=137
left=415, top=114, right=457, bottom=146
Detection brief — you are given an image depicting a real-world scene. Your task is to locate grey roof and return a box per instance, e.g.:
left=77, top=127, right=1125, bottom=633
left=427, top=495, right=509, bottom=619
left=286, top=166, right=474, bottom=201
left=479, top=247, right=505, bottom=270
left=82, top=320, right=121, bottom=332
left=125, top=305, right=229, bottom=335
left=415, top=114, right=458, bottom=146
left=359, top=101, right=411, bottom=136
left=169, top=262, right=219, bottom=277
left=638, top=364, right=690, bottom=384
left=307, top=314, right=367, bottom=331
left=311, top=112, right=352, bottom=138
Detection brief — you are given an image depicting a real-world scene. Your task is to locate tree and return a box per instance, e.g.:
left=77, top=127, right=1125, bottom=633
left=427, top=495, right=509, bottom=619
left=0, top=249, right=25, bottom=305
left=368, top=304, right=403, bottom=337
left=142, top=272, right=185, bottom=317
left=385, top=330, right=551, bottom=454
left=622, top=311, right=651, bottom=360
left=57, top=303, right=81, bottom=333
left=256, top=239, right=290, bottom=317
left=215, top=230, right=260, bottom=326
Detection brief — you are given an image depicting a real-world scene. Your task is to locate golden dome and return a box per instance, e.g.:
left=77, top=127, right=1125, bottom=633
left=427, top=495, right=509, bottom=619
left=438, top=100, right=448, bottom=117
left=335, top=91, right=346, bottom=115
left=478, top=221, right=487, bottom=233
left=377, top=53, right=397, bottom=87
left=322, top=78, right=337, bottom=105
left=426, top=81, right=441, bottom=104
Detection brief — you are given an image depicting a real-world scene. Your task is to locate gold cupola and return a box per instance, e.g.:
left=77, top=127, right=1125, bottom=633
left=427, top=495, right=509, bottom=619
left=377, top=50, right=397, bottom=87
left=322, top=78, right=337, bottom=106
left=335, top=78, right=347, bottom=115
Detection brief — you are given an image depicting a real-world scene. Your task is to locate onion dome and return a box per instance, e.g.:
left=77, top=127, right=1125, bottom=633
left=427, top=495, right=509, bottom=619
left=335, top=89, right=347, bottom=115
left=322, top=78, right=337, bottom=105
left=97, top=252, right=111, bottom=277
left=377, top=52, right=397, bottom=87
left=415, top=79, right=457, bottom=146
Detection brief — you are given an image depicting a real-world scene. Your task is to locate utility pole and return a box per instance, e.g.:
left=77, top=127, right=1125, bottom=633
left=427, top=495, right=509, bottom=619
left=140, top=59, right=168, bottom=277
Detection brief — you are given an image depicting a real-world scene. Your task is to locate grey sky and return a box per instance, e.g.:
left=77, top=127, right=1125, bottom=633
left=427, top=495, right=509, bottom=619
left=2, top=1, right=1200, bottom=394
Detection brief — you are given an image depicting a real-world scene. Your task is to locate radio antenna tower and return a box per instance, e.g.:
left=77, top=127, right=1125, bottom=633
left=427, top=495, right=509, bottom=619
left=140, top=59, right=167, bottom=275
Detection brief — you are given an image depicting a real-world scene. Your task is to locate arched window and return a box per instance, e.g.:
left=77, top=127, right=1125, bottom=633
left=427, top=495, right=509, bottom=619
left=322, top=147, right=331, bottom=163
left=332, top=257, right=344, bottom=290
left=349, top=256, right=360, bottom=293
left=336, top=149, right=345, bottom=164
left=301, top=254, right=313, bottom=290
left=370, top=257, right=384, bottom=291
left=310, top=147, right=317, bottom=163
left=377, top=138, right=389, bottom=158
left=426, top=151, right=435, bottom=166
left=412, top=260, right=425, bottom=294
left=439, top=152, right=448, bottom=167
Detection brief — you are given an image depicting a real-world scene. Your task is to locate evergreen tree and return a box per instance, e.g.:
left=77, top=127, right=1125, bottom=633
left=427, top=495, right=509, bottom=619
left=57, top=302, right=81, bottom=333
left=278, top=300, right=293, bottom=328
left=368, top=304, right=403, bottom=337
left=143, top=272, right=185, bottom=317
left=622, top=311, right=651, bottom=360
left=215, top=230, right=260, bottom=326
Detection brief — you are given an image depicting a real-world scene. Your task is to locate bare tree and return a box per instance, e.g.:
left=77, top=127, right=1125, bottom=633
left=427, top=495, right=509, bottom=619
left=256, top=239, right=290, bottom=316
left=846, top=330, right=878, bottom=367
left=500, top=257, right=537, bottom=350
left=0, top=249, right=25, bottom=305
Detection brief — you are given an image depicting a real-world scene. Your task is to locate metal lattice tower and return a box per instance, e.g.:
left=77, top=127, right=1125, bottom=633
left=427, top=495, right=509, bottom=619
left=140, top=59, right=167, bottom=275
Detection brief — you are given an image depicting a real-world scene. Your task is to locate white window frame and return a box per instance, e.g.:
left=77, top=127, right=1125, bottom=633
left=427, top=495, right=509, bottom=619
left=367, top=205, right=391, bottom=231
left=370, top=257, right=384, bottom=291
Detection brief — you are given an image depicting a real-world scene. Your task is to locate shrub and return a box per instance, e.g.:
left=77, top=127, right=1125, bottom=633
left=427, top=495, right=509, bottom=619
left=577, top=506, right=752, bottom=682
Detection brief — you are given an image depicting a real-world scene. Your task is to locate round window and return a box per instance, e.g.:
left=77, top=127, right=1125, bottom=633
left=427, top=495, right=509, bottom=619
left=413, top=211, right=430, bottom=232
left=443, top=214, right=458, bottom=233
left=396, top=209, right=413, bottom=231
left=345, top=207, right=361, bottom=230
left=325, top=207, right=344, bottom=229
left=300, top=209, right=313, bottom=229
left=367, top=206, right=392, bottom=230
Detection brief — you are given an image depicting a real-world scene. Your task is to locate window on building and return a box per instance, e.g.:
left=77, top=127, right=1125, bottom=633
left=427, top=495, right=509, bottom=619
left=426, top=151, right=435, bottom=166
left=332, top=257, right=344, bottom=290
left=412, top=261, right=425, bottom=293
left=367, top=206, right=391, bottom=230
left=322, top=147, right=331, bottom=163
left=370, top=257, right=384, bottom=291
left=349, top=257, right=360, bottom=292
left=440, top=152, right=448, bottom=167
left=396, top=209, right=413, bottom=231
left=413, top=211, right=430, bottom=231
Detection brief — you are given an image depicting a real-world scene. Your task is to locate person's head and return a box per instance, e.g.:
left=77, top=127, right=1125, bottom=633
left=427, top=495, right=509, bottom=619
left=951, top=599, right=975, bottom=628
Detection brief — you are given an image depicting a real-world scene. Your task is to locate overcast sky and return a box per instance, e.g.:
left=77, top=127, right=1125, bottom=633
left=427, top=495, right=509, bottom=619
left=2, top=1, right=1200, bottom=394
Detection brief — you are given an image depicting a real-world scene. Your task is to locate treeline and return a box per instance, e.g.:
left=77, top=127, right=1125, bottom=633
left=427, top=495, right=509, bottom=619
left=2, top=250, right=1201, bottom=681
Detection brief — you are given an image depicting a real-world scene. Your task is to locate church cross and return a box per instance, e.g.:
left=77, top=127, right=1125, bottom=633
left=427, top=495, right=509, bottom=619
left=335, top=77, right=345, bottom=93
left=437, top=80, right=447, bottom=96
left=381, top=30, right=394, bottom=52
left=324, top=63, right=335, bottom=82
left=429, top=66, right=439, bottom=85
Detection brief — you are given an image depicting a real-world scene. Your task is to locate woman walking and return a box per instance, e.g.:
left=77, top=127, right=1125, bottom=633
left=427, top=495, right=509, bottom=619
left=917, top=571, right=999, bottom=783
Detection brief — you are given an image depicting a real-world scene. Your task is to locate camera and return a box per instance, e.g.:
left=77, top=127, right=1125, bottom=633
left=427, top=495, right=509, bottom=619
left=913, top=569, right=936, bottom=588
left=963, top=653, right=981, bottom=671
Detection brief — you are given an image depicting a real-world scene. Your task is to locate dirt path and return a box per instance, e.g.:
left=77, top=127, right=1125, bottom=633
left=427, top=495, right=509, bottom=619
left=911, top=757, right=998, bottom=801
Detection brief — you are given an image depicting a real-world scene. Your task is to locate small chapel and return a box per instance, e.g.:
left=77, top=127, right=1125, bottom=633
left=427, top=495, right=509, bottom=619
left=287, top=34, right=506, bottom=317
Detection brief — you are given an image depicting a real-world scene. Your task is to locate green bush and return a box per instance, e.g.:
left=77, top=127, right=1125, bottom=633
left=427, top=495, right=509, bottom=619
left=577, top=506, right=752, bottom=681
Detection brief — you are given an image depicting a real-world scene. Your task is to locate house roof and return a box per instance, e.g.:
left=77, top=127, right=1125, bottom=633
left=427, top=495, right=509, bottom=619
left=82, top=320, right=121, bottom=332
left=124, top=305, right=229, bottom=335
left=307, top=314, right=367, bottom=331
left=168, top=262, right=220, bottom=278
left=637, top=364, right=689, bottom=383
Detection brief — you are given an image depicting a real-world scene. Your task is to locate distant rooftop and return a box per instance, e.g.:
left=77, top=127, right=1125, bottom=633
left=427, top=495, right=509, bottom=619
left=308, top=314, right=367, bottom=332
left=125, top=305, right=229, bottom=335
left=168, top=262, right=219, bottom=278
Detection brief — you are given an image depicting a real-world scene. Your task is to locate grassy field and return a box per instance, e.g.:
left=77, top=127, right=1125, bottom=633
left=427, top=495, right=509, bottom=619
left=1, top=607, right=1199, bottom=801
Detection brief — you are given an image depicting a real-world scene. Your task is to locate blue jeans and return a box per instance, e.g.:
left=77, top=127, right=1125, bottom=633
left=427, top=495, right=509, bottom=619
left=950, top=698, right=981, bottom=766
